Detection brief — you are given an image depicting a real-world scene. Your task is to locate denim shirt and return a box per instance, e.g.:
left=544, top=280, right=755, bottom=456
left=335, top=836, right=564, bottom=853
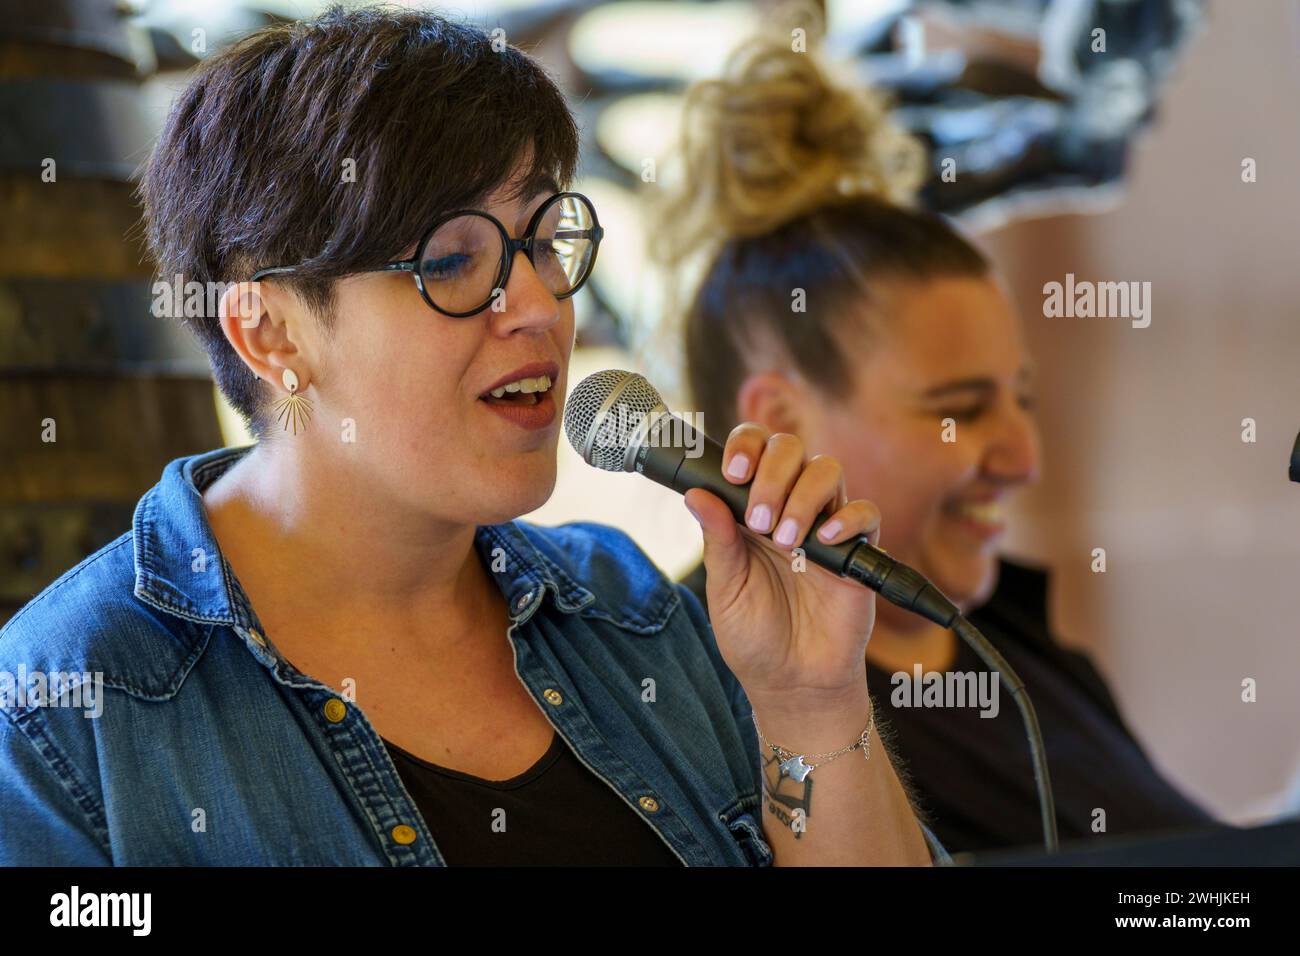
left=0, top=444, right=949, bottom=866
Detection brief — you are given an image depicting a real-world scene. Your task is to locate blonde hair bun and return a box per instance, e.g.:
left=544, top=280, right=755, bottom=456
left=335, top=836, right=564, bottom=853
left=656, top=13, right=928, bottom=257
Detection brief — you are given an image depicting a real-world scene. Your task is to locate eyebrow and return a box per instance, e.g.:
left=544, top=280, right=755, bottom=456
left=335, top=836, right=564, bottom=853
left=920, top=366, right=1035, bottom=400
left=921, top=378, right=997, bottom=400
left=533, top=172, right=560, bottom=197
left=507, top=173, right=560, bottom=233
left=509, top=171, right=560, bottom=205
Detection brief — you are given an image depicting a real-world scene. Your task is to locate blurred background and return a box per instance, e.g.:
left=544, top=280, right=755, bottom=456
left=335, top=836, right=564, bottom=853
left=2, top=0, right=1298, bottom=825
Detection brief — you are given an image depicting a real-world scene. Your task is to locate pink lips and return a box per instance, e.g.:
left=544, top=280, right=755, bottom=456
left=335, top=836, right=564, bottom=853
left=477, top=360, right=561, bottom=432
left=480, top=389, right=557, bottom=431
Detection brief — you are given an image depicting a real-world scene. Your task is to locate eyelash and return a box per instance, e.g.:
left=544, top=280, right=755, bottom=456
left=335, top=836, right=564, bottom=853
left=940, top=405, right=984, bottom=423
left=937, top=395, right=1036, bottom=423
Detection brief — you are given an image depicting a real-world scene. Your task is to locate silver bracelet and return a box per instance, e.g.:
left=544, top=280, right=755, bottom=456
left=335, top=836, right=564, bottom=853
left=752, top=698, right=875, bottom=782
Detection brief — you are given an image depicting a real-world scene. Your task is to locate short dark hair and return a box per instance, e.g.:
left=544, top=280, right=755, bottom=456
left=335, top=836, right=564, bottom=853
left=137, top=3, right=580, bottom=437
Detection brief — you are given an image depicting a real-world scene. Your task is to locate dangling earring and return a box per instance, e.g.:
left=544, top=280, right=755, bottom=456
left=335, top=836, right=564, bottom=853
left=272, top=367, right=313, bottom=435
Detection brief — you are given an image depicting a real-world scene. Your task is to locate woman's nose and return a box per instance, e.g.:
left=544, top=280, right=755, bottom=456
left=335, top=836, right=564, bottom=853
left=985, top=403, right=1042, bottom=486
left=488, top=249, right=561, bottom=335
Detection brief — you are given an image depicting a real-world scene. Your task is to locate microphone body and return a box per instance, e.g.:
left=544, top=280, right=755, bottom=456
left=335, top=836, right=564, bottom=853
left=632, top=411, right=960, bottom=627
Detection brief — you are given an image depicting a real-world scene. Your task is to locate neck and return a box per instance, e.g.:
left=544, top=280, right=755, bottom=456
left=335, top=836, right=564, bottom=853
left=866, top=600, right=961, bottom=674
left=203, top=441, right=497, bottom=635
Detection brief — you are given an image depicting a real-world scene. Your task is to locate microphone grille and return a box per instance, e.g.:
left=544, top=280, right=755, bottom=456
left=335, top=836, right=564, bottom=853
left=564, top=369, right=667, bottom=472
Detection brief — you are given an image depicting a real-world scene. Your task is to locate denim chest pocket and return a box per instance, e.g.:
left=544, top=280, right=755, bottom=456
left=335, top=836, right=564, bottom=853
left=718, top=793, right=774, bottom=867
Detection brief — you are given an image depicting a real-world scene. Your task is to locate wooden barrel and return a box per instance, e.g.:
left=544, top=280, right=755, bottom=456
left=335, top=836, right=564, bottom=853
left=0, top=0, right=224, bottom=625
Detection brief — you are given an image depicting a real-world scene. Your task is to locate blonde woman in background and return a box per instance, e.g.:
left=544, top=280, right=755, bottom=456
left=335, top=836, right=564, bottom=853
left=655, top=23, right=1216, bottom=854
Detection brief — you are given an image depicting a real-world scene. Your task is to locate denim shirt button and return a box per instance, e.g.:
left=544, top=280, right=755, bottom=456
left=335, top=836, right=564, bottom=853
left=247, top=628, right=267, bottom=647
left=514, top=590, right=533, bottom=613
left=323, top=699, right=347, bottom=723
left=391, top=825, right=418, bottom=846
left=542, top=688, right=563, bottom=706
left=638, top=796, right=661, bottom=813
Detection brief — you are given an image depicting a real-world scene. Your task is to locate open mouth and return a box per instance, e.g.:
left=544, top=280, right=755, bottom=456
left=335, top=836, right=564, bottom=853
left=949, top=500, right=1006, bottom=525
left=480, top=374, right=554, bottom=406
left=943, top=497, right=1009, bottom=539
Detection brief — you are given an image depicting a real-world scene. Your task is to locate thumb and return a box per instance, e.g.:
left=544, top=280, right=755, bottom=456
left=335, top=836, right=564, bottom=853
left=684, top=488, right=750, bottom=606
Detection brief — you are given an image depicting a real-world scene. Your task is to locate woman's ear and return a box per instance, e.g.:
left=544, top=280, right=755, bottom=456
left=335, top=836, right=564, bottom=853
left=735, top=370, right=806, bottom=437
left=218, top=281, right=307, bottom=389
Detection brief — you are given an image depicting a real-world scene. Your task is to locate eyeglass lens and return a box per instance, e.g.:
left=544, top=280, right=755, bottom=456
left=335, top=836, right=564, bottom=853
left=418, top=195, right=596, bottom=314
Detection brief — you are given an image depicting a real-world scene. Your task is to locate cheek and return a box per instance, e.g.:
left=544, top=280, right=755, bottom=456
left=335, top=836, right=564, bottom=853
left=834, top=423, right=976, bottom=552
left=366, top=348, right=434, bottom=418
left=323, top=319, right=467, bottom=449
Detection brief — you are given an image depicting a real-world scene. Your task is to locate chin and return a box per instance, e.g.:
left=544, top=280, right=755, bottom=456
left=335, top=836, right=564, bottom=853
left=471, top=464, right=557, bottom=526
left=930, top=552, right=1000, bottom=612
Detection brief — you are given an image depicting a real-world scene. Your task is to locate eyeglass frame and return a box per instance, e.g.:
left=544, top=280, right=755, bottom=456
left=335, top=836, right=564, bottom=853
left=249, top=190, right=605, bottom=318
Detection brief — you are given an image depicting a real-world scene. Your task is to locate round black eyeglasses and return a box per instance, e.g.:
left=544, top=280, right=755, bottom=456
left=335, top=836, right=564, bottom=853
left=250, top=191, right=604, bottom=318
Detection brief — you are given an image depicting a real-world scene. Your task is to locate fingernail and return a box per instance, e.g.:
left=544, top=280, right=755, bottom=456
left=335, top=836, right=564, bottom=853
left=817, top=519, right=844, bottom=542
left=748, top=504, right=772, bottom=533
left=725, top=453, right=750, bottom=480
left=684, top=501, right=702, bottom=524
left=774, top=518, right=798, bottom=548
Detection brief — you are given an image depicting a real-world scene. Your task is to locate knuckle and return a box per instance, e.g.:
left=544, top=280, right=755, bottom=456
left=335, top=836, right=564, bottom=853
left=766, top=432, right=803, bottom=455
left=850, top=499, right=881, bottom=520
left=729, top=422, right=768, bottom=444
left=807, top=453, right=840, bottom=473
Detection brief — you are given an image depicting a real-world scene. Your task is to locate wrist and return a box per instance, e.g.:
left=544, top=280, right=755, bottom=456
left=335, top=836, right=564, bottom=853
left=749, top=687, right=873, bottom=756
left=746, top=680, right=871, bottom=721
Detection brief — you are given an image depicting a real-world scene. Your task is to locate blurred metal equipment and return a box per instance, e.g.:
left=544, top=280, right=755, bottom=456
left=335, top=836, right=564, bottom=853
left=0, top=0, right=223, bottom=625
left=572, top=0, right=1204, bottom=234
left=869, top=0, right=1207, bottom=227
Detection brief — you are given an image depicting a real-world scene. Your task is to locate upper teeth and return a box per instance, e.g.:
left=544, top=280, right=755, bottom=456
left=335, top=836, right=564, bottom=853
left=955, top=501, right=1004, bottom=524
left=490, top=374, right=551, bottom=398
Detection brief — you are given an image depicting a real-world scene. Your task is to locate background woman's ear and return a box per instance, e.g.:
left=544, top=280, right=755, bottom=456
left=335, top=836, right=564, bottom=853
left=735, top=370, right=806, bottom=438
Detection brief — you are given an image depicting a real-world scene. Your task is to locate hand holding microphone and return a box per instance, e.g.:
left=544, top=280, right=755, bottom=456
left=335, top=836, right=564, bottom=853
left=682, top=421, right=884, bottom=713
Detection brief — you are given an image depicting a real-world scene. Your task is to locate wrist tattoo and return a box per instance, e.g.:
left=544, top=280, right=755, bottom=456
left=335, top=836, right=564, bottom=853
left=762, top=752, right=812, bottom=838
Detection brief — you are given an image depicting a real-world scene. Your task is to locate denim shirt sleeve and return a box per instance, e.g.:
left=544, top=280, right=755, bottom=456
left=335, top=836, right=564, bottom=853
left=673, top=582, right=953, bottom=867
left=0, top=711, right=112, bottom=866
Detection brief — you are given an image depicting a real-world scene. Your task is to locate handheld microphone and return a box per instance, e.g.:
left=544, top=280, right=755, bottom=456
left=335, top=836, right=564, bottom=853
left=564, top=368, right=1059, bottom=851
left=563, top=369, right=960, bottom=627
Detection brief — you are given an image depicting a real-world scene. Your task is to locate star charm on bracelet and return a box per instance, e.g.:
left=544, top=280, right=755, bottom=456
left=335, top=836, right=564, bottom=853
left=753, top=698, right=876, bottom=782
left=780, top=755, right=814, bottom=781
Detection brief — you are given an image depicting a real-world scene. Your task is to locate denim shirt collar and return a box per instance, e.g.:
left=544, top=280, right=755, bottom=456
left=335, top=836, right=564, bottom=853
left=131, top=445, right=598, bottom=635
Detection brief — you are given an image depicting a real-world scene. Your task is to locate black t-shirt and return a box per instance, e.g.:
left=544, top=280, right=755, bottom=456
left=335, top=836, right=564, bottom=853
left=383, top=731, right=684, bottom=865
left=681, top=558, right=1218, bottom=855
